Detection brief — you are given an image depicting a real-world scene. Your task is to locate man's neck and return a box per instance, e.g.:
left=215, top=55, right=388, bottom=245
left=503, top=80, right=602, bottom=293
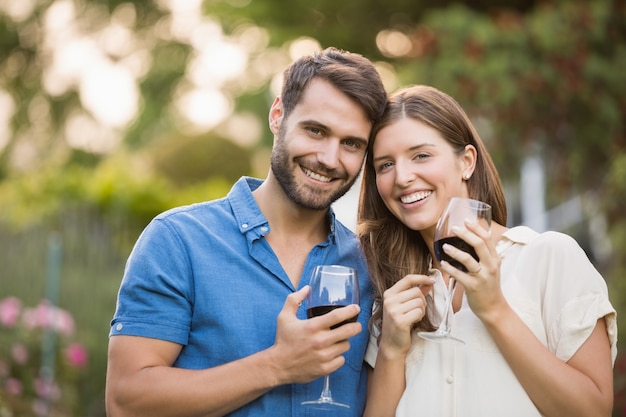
left=252, top=175, right=331, bottom=287
left=252, top=175, right=330, bottom=241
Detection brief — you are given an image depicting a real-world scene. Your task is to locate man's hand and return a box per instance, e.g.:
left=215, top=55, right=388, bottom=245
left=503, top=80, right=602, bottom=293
left=268, top=286, right=362, bottom=385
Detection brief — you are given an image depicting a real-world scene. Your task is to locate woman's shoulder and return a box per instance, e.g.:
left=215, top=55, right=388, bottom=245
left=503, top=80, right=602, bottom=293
left=503, top=227, right=600, bottom=280
left=498, top=226, right=593, bottom=268
left=503, top=226, right=579, bottom=249
left=528, top=228, right=584, bottom=255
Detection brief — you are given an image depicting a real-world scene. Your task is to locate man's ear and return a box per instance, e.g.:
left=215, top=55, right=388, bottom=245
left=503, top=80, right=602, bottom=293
left=269, top=96, right=283, bottom=134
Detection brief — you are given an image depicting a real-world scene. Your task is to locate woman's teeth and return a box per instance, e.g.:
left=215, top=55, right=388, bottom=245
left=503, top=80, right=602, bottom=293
left=400, top=191, right=431, bottom=204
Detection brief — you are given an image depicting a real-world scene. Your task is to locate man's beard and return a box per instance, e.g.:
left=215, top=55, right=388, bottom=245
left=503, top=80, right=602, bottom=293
left=270, top=130, right=360, bottom=211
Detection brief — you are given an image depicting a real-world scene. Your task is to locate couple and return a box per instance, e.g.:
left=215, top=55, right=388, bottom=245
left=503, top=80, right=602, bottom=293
left=105, top=47, right=617, bottom=417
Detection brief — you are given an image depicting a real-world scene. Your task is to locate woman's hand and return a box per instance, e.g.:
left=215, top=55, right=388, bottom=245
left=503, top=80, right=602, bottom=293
left=439, top=220, right=506, bottom=323
left=379, top=274, right=435, bottom=357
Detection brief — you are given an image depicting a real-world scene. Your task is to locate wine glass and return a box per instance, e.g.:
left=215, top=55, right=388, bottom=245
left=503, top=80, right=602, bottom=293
left=302, top=264, right=360, bottom=409
left=418, top=197, right=492, bottom=344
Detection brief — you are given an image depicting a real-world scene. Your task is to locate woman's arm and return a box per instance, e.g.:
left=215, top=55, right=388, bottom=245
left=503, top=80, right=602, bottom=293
left=446, top=222, right=614, bottom=417
left=483, top=307, right=613, bottom=417
left=363, top=274, right=434, bottom=417
left=362, top=351, right=407, bottom=417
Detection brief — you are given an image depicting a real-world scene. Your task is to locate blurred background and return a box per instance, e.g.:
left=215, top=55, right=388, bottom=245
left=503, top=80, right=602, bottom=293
left=0, top=0, right=624, bottom=415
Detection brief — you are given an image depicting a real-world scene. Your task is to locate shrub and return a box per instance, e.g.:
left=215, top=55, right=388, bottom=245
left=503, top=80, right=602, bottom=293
left=0, top=297, right=88, bottom=417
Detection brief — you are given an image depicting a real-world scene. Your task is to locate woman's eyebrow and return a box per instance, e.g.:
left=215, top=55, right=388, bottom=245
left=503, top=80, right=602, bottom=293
left=373, top=143, right=435, bottom=163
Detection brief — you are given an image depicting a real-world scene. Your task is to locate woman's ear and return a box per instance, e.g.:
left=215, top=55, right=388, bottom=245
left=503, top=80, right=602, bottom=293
left=269, top=97, right=283, bottom=134
left=462, top=144, right=478, bottom=180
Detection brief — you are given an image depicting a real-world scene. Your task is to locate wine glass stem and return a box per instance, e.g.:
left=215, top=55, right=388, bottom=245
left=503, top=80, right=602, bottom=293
left=319, top=375, right=333, bottom=402
left=438, top=278, right=456, bottom=334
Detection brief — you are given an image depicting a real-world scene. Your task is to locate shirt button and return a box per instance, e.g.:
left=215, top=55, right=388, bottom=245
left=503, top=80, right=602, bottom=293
left=261, top=226, right=268, bottom=232
left=116, top=323, right=123, bottom=331
left=446, top=375, right=454, bottom=384
left=242, top=223, right=248, bottom=229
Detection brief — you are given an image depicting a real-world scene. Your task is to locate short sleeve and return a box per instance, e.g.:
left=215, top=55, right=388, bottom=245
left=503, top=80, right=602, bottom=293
left=109, top=217, right=193, bottom=344
left=529, top=232, right=617, bottom=364
left=552, top=293, right=617, bottom=364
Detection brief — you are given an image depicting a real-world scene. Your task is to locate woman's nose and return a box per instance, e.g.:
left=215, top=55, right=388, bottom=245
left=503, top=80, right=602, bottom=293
left=395, top=161, right=417, bottom=186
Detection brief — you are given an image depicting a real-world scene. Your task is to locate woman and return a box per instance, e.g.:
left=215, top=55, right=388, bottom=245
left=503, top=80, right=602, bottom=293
left=357, top=85, right=617, bottom=417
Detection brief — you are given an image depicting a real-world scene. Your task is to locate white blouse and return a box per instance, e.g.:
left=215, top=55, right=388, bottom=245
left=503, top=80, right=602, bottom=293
left=365, top=226, right=617, bottom=417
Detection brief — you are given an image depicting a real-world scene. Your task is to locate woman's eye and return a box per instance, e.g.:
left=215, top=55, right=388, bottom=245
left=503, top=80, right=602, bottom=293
left=376, top=161, right=393, bottom=172
left=414, top=152, right=430, bottom=160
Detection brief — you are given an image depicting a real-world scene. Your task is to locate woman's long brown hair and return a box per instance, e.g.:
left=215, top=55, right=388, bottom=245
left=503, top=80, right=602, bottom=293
left=357, top=85, right=508, bottom=336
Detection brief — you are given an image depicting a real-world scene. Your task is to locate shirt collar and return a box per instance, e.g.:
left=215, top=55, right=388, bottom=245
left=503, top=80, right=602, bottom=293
left=228, top=177, right=269, bottom=235
left=496, top=225, right=539, bottom=256
left=227, top=176, right=337, bottom=242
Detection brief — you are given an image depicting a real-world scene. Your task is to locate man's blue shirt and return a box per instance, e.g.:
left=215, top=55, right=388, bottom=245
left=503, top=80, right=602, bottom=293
left=110, top=177, right=373, bottom=416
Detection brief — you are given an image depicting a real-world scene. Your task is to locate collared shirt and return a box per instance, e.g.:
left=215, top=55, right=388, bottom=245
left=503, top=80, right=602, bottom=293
left=366, top=226, right=617, bottom=417
left=110, top=177, right=373, bottom=417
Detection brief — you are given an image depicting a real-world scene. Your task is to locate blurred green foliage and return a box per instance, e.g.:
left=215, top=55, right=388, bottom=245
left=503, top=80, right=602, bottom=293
left=150, top=134, right=252, bottom=186
left=397, top=2, right=625, bottom=189
left=206, top=0, right=538, bottom=57
left=0, top=152, right=235, bottom=234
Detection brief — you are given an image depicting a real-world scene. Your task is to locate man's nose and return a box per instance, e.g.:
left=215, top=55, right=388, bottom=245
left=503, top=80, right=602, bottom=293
left=317, top=140, right=341, bottom=169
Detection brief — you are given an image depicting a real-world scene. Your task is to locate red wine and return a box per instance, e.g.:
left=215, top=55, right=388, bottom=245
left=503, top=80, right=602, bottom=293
left=307, top=305, right=358, bottom=329
left=434, top=236, right=478, bottom=273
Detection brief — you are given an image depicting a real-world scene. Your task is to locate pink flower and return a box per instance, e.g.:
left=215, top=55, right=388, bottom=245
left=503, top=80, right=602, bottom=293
left=65, top=343, right=88, bottom=368
left=0, top=296, right=22, bottom=328
left=5, top=377, right=22, bottom=395
left=32, top=399, right=49, bottom=417
left=11, top=343, right=29, bottom=365
left=34, top=376, right=61, bottom=400
left=22, top=300, right=75, bottom=336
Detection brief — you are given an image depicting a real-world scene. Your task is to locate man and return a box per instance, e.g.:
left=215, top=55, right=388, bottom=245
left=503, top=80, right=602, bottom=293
left=105, top=47, right=387, bottom=417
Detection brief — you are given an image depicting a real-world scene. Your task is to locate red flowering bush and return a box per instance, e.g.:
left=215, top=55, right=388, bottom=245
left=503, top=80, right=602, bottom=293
left=0, top=296, right=88, bottom=416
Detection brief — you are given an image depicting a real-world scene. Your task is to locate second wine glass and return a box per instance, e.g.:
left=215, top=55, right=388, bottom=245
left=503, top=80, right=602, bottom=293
left=418, top=197, right=492, bottom=344
left=302, top=264, right=359, bottom=409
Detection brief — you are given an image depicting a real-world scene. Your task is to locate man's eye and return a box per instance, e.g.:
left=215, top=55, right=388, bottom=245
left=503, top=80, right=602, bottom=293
left=344, top=139, right=361, bottom=149
left=308, top=127, right=323, bottom=136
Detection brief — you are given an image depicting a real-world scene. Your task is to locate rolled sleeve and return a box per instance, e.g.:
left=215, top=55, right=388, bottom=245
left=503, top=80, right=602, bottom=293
left=552, top=293, right=617, bottom=364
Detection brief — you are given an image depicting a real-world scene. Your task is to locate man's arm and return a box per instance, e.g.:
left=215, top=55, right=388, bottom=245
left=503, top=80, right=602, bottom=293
left=105, top=287, right=362, bottom=417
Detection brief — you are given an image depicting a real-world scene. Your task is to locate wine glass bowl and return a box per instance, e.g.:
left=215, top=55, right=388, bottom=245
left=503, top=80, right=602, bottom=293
left=302, top=265, right=359, bottom=409
left=418, top=197, right=492, bottom=344
left=306, top=265, right=359, bottom=329
left=433, top=198, right=491, bottom=272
